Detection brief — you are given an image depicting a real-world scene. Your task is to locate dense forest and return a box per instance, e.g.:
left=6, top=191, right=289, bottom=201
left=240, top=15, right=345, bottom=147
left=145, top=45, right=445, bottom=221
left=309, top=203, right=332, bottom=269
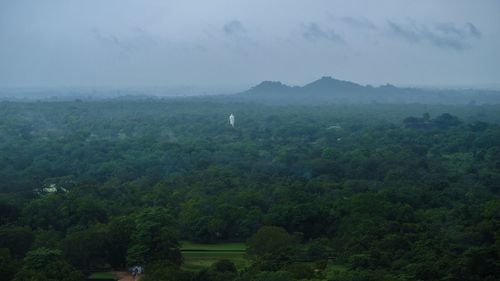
left=0, top=100, right=499, bottom=281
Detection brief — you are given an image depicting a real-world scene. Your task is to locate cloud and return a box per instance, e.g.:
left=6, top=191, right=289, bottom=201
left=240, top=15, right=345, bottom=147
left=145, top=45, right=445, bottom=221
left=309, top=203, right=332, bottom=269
left=435, top=22, right=481, bottom=40
left=91, top=28, right=122, bottom=47
left=435, top=23, right=467, bottom=38
left=388, top=21, right=421, bottom=43
left=466, top=22, right=481, bottom=39
left=90, top=27, right=157, bottom=52
left=222, top=20, right=246, bottom=36
left=387, top=20, right=481, bottom=50
left=340, top=17, right=376, bottom=30
left=301, top=22, right=343, bottom=43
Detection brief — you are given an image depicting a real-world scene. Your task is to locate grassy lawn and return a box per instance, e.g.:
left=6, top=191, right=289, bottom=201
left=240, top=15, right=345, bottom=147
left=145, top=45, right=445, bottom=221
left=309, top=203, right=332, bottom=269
left=180, top=241, right=248, bottom=271
left=87, top=272, right=117, bottom=280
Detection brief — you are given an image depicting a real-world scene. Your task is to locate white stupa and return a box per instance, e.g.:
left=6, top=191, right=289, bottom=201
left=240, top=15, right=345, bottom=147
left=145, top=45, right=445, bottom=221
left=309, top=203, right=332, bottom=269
left=229, top=113, right=235, bottom=127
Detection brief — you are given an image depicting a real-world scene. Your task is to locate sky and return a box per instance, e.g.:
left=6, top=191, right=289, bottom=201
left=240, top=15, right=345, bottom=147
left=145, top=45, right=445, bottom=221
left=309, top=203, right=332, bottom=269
left=0, top=0, right=499, bottom=90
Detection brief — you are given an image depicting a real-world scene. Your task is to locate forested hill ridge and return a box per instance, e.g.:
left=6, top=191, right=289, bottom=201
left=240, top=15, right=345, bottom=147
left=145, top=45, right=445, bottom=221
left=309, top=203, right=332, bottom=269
left=234, top=76, right=500, bottom=105
left=2, top=77, right=500, bottom=104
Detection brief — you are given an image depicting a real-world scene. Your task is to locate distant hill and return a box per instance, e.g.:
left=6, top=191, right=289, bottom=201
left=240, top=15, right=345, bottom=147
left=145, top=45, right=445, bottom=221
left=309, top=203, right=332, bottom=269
left=235, top=76, right=500, bottom=105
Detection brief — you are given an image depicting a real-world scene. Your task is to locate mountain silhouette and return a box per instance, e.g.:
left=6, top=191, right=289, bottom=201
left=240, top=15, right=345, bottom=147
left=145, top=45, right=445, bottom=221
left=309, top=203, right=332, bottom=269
left=237, top=77, right=500, bottom=105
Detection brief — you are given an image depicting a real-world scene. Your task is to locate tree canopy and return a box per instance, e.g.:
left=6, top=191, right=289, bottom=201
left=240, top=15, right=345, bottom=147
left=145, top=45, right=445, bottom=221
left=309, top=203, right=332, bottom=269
left=0, top=100, right=499, bottom=280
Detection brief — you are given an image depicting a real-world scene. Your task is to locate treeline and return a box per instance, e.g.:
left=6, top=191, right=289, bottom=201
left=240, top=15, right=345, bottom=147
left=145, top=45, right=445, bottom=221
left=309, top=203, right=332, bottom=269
left=0, top=100, right=499, bottom=280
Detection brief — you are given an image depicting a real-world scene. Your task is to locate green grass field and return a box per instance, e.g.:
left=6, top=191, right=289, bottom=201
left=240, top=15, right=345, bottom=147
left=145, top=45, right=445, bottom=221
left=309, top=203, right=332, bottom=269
left=180, top=241, right=248, bottom=271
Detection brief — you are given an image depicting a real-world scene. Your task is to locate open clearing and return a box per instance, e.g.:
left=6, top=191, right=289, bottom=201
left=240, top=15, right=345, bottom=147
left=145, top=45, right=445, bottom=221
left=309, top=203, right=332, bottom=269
left=180, top=241, right=247, bottom=271
left=89, top=242, right=345, bottom=277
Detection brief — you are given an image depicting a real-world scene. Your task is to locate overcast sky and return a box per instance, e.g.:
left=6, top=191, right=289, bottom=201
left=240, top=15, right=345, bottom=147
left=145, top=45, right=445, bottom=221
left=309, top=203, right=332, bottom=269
left=0, top=0, right=499, bottom=89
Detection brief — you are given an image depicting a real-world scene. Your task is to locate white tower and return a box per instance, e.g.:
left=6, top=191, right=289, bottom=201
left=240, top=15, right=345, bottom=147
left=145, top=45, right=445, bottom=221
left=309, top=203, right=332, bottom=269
left=229, top=113, right=235, bottom=127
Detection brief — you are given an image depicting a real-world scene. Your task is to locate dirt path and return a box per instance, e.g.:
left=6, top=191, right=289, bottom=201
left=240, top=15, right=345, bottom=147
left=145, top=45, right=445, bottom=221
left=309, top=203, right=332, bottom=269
left=112, top=271, right=142, bottom=281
